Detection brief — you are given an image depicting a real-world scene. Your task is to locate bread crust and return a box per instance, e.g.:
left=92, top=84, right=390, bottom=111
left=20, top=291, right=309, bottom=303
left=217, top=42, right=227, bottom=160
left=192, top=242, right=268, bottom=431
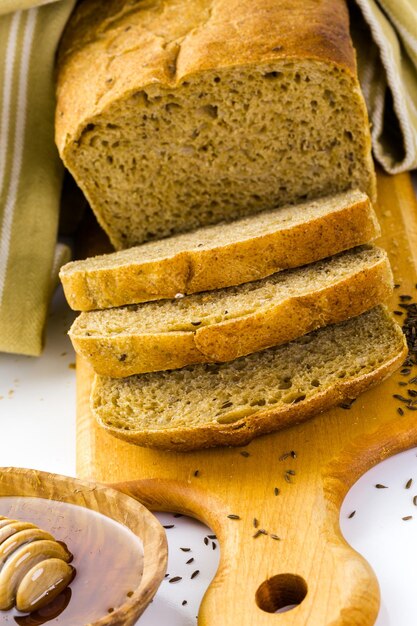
left=55, top=0, right=376, bottom=247
left=60, top=193, right=380, bottom=311
left=56, top=0, right=358, bottom=154
left=70, top=252, right=393, bottom=376
left=92, top=333, right=407, bottom=451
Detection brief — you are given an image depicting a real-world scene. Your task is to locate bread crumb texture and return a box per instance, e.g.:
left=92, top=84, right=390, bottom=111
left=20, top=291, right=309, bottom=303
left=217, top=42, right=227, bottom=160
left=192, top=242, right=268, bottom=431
left=91, top=307, right=407, bottom=450
left=70, top=246, right=393, bottom=375
left=56, top=0, right=375, bottom=249
left=59, top=190, right=379, bottom=310
left=72, top=246, right=390, bottom=336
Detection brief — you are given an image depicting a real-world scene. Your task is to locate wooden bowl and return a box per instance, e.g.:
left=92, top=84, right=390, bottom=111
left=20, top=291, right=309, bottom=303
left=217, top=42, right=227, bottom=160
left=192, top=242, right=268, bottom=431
left=0, top=467, right=167, bottom=625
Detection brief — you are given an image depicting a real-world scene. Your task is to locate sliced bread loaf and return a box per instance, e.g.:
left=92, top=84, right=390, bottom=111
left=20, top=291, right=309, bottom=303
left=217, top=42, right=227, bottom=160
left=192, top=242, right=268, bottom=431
left=71, top=246, right=393, bottom=377
left=91, top=306, right=407, bottom=451
left=56, top=0, right=375, bottom=249
left=60, top=190, right=379, bottom=311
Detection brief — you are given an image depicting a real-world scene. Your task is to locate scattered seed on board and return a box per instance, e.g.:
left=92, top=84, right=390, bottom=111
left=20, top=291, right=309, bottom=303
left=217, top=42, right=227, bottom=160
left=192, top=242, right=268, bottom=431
left=180, top=547, right=191, bottom=552
left=279, top=451, right=297, bottom=461
left=253, top=518, right=259, bottom=528
left=402, top=516, right=413, bottom=521
left=182, top=600, right=188, bottom=606
left=375, top=484, right=388, bottom=489
left=204, top=537, right=209, bottom=546
left=406, top=479, right=413, bottom=489
left=398, top=407, right=405, bottom=416
left=194, top=470, right=200, bottom=477
left=212, top=541, right=216, bottom=550
left=191, top=570, right=200, bottom=579
left=279, top=452, right=290, bottom=461
left=270, top=534, right=281, bottom=541
left=169, top=577, right=182, bottom=583
left=286, top=470, right=296, bottom=476
left=174, top=513, right=183, bottom=518
left=339, top=398, right=356, bottom=409
left=208, top=535, right=216, bottom=539
left=348, top=511, right=356, bottom=519
left=274, top=487, right=280, bottom=496
left=413, top=496, right=417, bottom=506
left=393, top=394, right=409, bottom=403
left=186, top=558, right=194, bottom=565
left=240, top=451, right=250, bottom=457
left=163, top=525, right=175, bottom=529
left=227, top=514, right=240, bottom=520
left=253, top=530, right=262, bottom=538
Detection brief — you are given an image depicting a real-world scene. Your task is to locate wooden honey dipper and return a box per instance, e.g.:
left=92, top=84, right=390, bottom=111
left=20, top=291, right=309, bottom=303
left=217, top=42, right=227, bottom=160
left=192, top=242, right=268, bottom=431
left=0, top=516, right=75, bottom=613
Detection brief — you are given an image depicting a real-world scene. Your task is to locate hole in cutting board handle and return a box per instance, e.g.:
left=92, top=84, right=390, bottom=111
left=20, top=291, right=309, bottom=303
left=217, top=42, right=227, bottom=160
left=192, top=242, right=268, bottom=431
left=255, top=574, right=307, bottom=614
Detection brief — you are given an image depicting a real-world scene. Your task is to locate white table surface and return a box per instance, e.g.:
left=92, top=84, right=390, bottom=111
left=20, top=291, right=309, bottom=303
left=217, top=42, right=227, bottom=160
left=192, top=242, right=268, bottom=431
left=0, top=175, right=416, bottom=625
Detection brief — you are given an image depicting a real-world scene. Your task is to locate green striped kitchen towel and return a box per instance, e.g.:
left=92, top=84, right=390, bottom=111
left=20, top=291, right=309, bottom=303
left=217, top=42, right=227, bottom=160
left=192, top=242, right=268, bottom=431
left=0, top=0, right=75, bottom=356
left=0, top=0, right=416, bottom=357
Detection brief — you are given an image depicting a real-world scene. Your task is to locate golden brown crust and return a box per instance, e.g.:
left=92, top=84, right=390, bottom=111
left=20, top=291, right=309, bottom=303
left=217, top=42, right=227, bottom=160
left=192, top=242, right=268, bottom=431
left=93, top=338, right=407, bottom=451
left=60, top=194, right=380, bottom=311
left=70, top=252, right=393, bottom=376
left=55, top=0, right=357, bottom=155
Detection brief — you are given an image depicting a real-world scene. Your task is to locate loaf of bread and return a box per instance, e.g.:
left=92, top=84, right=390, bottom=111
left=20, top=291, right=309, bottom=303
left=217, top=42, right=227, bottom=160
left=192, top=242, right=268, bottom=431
left=60, top=190, right=379, bottom=311
left=70, top=246, right=393, bottom=376
left=56, top=0, right=376, bottom=249
left=91, top=306, right=406, bottom=451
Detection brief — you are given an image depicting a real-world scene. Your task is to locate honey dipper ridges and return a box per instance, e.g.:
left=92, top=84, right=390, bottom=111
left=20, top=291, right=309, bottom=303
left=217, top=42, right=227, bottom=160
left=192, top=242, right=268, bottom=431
left=0, top=515, right=75, bottom=612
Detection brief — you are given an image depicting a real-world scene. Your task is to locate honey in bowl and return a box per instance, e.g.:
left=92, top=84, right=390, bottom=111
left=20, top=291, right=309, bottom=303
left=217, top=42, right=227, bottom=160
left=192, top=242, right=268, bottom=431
left=0, top=497, right=144, bottom=624
left=0, top=515, right=75, bottom=613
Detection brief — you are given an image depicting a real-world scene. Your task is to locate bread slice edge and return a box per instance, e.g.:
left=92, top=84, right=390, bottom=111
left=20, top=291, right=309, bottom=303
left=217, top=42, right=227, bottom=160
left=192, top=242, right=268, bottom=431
left=60, top=191, right=379, bottom=311
left=70, top=247, right=393, bottom=376
left=91, top=308, right=407, bottom=451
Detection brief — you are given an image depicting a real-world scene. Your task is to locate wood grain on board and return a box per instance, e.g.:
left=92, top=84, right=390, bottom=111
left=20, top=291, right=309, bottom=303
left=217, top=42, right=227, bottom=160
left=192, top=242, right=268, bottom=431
left=77, top=171, right=417, bottom=625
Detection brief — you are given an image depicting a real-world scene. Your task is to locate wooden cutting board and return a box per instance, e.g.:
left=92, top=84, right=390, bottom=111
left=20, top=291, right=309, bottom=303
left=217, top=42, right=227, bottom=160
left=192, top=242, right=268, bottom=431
left=77, top=171, right=417, bottom=626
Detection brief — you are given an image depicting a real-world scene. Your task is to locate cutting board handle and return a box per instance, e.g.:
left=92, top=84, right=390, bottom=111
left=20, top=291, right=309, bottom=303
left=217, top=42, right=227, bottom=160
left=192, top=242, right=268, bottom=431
left=112, top=477, right=380, bottom=625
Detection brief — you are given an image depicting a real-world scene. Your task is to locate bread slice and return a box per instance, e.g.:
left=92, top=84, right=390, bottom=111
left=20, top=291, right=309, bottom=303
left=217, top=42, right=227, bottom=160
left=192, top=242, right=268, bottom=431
left=91, top=306, right=407, bottom=451
left=56, top=0, right=376, bottom=249
left=70, top=246, right=393, bottom=377
left=60, top=190, right=379, bottom=311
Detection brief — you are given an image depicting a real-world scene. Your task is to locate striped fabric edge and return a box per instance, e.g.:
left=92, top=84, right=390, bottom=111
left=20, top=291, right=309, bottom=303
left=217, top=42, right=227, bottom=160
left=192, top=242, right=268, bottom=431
left=379, top=0, right=417, bottom=67
left=0, top=8, right=37, bottom=305
left=0, top=0, right=75, bottom=356
left=354, top=0, right=417, bottom=173
left=0, top=1, right=59, bottom=17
